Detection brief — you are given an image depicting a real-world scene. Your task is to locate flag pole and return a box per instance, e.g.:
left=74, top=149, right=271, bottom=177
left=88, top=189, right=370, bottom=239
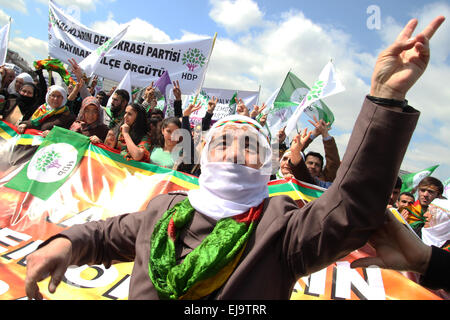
left=47, top=55, right=53, bottom=87
left=257, top=84, right=261, bottom=105
left=193, top=32, right=217, bottom=105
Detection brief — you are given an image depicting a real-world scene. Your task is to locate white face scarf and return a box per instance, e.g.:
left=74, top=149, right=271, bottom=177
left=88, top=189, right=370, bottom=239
left=188, top=115, right=272, bottom=220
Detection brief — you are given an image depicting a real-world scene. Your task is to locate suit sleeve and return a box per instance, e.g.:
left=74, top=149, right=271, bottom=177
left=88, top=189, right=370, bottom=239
left=283, top=98, right=420, bottom=278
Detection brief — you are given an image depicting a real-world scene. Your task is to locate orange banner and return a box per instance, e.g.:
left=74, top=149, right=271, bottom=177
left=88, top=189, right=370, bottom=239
left=0, top=122, right=443, bottom=300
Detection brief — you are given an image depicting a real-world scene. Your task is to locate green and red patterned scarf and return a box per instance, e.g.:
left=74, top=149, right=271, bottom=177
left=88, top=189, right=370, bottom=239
left=405, top=200, right=428, bottom=230
left=30, top=103, right=69, bottom=127
left=149, top=197, right=263, bottom=300
left=34, top=59, right=76, bottom=86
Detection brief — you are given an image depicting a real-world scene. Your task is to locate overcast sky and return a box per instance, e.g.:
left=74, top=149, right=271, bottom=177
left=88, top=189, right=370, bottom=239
left=1, top=0, right=449, bottom=183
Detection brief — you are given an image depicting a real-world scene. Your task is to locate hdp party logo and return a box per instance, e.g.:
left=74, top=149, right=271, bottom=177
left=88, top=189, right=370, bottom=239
left=182, top=48, right=206, bottom=72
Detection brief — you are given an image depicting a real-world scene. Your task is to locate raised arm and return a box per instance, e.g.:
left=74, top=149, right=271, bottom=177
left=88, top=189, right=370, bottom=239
left=284, top=15, right=446, bottom=278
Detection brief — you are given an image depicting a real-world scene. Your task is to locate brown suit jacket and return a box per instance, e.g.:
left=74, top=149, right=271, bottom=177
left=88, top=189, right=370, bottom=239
left=49, top=98, right=419, bottom=299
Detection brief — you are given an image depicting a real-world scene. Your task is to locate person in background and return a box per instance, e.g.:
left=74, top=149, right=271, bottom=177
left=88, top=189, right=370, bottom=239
left=1, top=81, right=40, bottom=123
left=7, top=73, right=34, bottom=98
left=0, top=66, right=16, bottom=92
left=397, top=192, right=415, bottom=210
left=149, top=117, right=182, bottom=169
left=96, top=91, right=109, bottom=107
left=105, top=103, right=151, bottom=162
left=69, top=96, right=109, bottom=144
left=388, top=176, right=403, bottom=208
left=66, top=79, right=84, bottom=117
left=106, top=89, right=130, bottom=130
left=301, top=116, right=340, bottom=185
left=17, top=85, right=75, bottom=136
left=406, top=176, right=444, bottom=237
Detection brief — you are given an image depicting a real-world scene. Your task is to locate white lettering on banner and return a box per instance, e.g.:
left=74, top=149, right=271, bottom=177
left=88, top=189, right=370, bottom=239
left=333, top=261, right=386, bottom=300
left=184, top=88, right=260, bottom=124
left=0, top=228, right=32, bottom=253
left=103, top=275, right=131, bottom=300
left=296, top=262, right=386, bottom=300
left=64, top=264, right=119, bottom=289
left=48, top=1, right=213, bottom=94
left=302, top=267, right=327, bottom=296
left=2, top=240, right=43, bottom=264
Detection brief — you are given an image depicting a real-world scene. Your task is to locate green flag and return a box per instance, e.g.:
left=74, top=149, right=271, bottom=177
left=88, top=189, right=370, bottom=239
left=273, top=72, right=310, bottom=110
left=5, top=126, right=90, bottom=200
left=271, top=71, right=335, bottom=125
left=400, top=165, right=440, bottom=193
left=229, top=91, right=238, bottom=114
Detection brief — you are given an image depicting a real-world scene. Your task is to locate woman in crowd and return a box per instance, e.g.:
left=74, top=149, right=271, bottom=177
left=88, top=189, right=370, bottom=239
left=105, top=103, right=152, bottom=162
left=149, top=116, right=182, bottom=168
left=70, top=96, right=109, bottom=143
left=1, top=82, right=40, bottom=125
left=17, top=85, right=75, bottom=135
left=150, top=102, right=202, bottom=170
left=7, top=73, right=34, bottom=98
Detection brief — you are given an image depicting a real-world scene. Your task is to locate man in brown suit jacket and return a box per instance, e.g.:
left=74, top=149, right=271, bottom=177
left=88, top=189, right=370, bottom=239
left=24, top=16, right=445, bottom=300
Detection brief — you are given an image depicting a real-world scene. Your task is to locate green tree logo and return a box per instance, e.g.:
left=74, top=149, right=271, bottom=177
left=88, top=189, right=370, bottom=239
left=35, top=150, right=62, bottom=172
left=306, top=81, right=325, bottom=101
left=182, top=48, right=206, bottom=71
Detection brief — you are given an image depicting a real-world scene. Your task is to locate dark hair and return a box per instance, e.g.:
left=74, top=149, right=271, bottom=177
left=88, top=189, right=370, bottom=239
left=161, top=116, right=181, bottom=130
left=152, top=117, right=181, bottom=148
left=20, top=82, right=38, bottom=99
left=96, top=90, right=109, bottom=106
left=149, top=108, right=164, bottom=120
left=418, top=176, right=444, bottom=196
left=127, top=103, right=149, bottom=145
left=305, top=151, right=324, bottom=169
left=147, top=117, right=162, bottom=148
left=395, top=176, right=403, bottom=190
left=399, top=191, right=415, bottom=200
left=114, top=89, right=130, bottom=104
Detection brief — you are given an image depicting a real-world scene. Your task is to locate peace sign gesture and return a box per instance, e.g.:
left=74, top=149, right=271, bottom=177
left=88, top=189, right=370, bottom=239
left=308, top=115, right=330, bottom=139
left=207, top=96, right=218, bottom=113
left=184, top=102, right=202, bottom=117
left=250, top=103, right=267, bottom=118
left=236, top=98, right=249, bottom=116
left=144, top=82, right=155, bottom=102
left=172, top=80, right=182, bottom=100
left=371, top=16, right=445, bottom=101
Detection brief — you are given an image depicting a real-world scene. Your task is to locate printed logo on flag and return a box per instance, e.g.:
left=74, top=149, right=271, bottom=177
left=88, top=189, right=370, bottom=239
left=290, top=87, right=309, bottom=104
left=306, top=80, right=325, bottom=101
left=182, top=48, right=206, bottom=71
left=413, top=170, right=432, bottom=187
left=27, top=143, right=78, bottom=183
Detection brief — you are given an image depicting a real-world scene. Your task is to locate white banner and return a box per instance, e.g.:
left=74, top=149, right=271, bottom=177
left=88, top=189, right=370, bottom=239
left=0, top=22, right=10, bottom=65
left=182, top=88, right=260, bottom=127
left=48, top=0, right=214, bottom=94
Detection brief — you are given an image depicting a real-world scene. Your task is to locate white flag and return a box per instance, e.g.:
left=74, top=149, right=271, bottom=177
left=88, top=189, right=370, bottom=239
left=106, top=70, right=132, bottom=108
left=285, top=61, right=345, bottom=137
left=0, top=22, right=10, bottom=65
left=79, top=24, right=129, bottom=78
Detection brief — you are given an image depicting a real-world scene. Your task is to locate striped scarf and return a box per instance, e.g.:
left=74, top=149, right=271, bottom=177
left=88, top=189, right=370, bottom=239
left=405, top=201, right=428, bottom=229
left=149, top=197, right=263, bottom=300
left=34, top=59, right=76, bottom=86
left=31, top=104, right=69, bottom=127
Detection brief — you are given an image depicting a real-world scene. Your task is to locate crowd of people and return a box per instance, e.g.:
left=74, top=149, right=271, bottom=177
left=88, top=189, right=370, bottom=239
left=0, top=15, right=448, bottom=300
